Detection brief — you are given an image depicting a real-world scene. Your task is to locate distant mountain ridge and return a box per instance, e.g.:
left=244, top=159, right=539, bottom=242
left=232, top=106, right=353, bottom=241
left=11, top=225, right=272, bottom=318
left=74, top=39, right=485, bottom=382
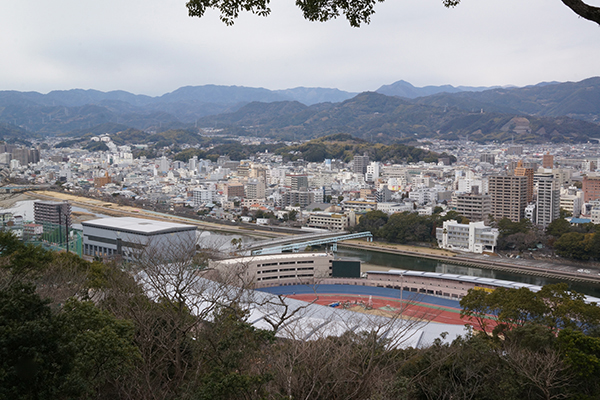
left=376, top=80, right=496, bottom=98
left=0, top=78, right=599, bottom=143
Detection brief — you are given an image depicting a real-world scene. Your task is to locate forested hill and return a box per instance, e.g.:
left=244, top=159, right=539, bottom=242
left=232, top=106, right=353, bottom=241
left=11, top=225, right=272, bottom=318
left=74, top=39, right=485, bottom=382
left=413, top=77, right=600, bottom=124
left=1, top=78, right=600, bottom=143
left=196, top=91, right=600, bottom=143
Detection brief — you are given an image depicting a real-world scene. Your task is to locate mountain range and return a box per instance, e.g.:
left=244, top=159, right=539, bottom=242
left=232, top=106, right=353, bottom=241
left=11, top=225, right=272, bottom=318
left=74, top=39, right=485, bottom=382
left=0, top=77, right=599, bottom=144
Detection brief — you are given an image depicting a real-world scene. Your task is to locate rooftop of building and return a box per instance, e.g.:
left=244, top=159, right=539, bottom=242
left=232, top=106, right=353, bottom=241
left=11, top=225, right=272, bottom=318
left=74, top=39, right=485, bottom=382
left=82, top=217, right=196, bottom=234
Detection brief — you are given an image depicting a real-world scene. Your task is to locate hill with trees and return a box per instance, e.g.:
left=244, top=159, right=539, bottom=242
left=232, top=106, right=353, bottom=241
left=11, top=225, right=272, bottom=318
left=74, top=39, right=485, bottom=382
left=2, top=78, right=600, bottom=144
left=3, top=228, right=600, bottom=400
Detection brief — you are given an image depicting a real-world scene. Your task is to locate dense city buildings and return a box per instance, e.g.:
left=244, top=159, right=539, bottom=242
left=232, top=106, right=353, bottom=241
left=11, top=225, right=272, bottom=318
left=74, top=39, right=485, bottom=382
left=5, top=135, right=600, bottom=243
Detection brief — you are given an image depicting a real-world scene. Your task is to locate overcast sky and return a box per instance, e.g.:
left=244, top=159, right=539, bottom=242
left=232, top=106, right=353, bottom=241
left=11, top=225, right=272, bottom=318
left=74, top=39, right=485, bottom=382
left=1, top=0, right=599, bottom=96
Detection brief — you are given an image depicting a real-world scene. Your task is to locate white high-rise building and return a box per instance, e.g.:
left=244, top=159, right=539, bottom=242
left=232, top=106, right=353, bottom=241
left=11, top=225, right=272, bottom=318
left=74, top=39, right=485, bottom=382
left=193, top=185, right=216, bottom=206
left=535, top=173, right=560, bottom=228
left=365, top=162, right=380, bottom=182
left=189, top=156, right=198, bottom=174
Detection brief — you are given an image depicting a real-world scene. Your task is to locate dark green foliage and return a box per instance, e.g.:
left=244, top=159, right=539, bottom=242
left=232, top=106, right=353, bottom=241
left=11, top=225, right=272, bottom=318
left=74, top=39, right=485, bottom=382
left=351, top=210, right=389, bottom=236
left=546, top=217, right=572, bottom=237
left=496, top=217, right=532, bottom=237
left=84, top=140, right=109, bottom=152
left=0, top=282, right=63, bottom=400
left=174, top=142, right=287, bottom=162
left=553, top=232, right=597, bottom=260
left=379, top=211, right=435, bottom=243
left=0, top=231, right=53, bottom=282
left=194, top=306, right=275, bottom=400
left=460, top=283, right=600, bottom=334
left=0, top=282, right=138, bottom=400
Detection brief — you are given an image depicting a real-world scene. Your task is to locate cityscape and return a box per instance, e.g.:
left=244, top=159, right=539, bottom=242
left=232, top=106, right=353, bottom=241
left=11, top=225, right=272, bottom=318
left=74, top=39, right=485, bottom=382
left=2, top=0, right=600, bottom=395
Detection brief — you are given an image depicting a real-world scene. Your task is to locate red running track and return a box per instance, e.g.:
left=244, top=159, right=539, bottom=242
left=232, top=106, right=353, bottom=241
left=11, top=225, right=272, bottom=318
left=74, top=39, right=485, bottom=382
left=287, top=293, right=468, bottom=326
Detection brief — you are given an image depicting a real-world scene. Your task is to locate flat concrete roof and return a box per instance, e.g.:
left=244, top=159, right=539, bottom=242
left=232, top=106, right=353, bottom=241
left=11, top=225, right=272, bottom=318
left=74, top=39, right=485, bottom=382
left=82, top=217, right=196, bottom=234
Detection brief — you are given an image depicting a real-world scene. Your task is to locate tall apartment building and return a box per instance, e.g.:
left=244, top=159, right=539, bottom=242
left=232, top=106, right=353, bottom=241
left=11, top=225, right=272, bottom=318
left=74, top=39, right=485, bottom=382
left=479, top=154, right=495, bottom=165
left=542, top=153, right=554, bottom=169
left=365, top=162, right=380, bottom=182
left=488, top=175, right=528, bottom=222
left=281, top=191, right=314, bottom=208
left=535, top=173, right=560, bottom=228
left=583, top=175, right=600, bottom=202
left=245, top=178, right=266, bottom=200
left=453, top=192, right=492, bottom=222
left=289, top=174, right=309, bottom=191
left=506, top=146, right=523, bottom=156
left=353, top=154, right=369, bottom=175
left=192, top=186, right=216, bottom=206
left=12, top=148, right=30, bottom=166
left=34, top=201, right=72, bottom=227
left=514, top=160, right=534, bottom=203
left=224, top=183, right=245, bottom=199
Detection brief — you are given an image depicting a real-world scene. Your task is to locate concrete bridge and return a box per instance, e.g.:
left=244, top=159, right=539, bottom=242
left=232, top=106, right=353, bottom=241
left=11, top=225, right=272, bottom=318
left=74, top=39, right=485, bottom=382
left=247, top=231, right=373, bottom=255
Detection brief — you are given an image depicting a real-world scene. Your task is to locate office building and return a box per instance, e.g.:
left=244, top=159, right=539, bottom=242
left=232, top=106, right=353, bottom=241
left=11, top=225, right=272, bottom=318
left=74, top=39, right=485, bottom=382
left=210, top=252, right=333, bottom=288
left=542, top=153, right=554, bottom=169
left=306, top=212, right=350, bottom=231
left=480, top=154, right=495, bottom=165
left=288, top=174, right=309, bottom=191
left=281, top=190, right=314, bottom=208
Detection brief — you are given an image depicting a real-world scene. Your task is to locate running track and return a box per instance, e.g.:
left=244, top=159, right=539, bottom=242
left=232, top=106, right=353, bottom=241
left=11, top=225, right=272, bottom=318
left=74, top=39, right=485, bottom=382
left=258, top=284, right=469, bottom=326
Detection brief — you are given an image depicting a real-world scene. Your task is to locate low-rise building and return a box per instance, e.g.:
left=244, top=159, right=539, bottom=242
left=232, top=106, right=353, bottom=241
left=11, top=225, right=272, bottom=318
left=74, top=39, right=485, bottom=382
left=82, top=217, right=197, bottom=261
left=210, top=252, right=333, bottom=288
left=306, top=212, right=350, bottom=231
left=436, top=220, right=498, bottom=254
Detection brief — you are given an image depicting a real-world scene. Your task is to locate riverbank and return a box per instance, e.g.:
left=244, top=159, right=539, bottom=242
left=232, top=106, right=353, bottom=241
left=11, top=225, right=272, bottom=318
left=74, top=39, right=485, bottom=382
left=10, top=190, right=600, bottom=285
left=340, top=240, right=600, bottom=285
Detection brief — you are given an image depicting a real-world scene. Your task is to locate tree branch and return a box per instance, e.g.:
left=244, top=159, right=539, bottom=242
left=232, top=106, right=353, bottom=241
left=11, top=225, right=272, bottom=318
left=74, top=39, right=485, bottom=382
left=561, top=0, right=600, bottom=25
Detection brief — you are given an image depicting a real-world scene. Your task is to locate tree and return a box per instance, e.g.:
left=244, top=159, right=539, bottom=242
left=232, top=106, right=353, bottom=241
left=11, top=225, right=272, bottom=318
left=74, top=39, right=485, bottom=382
left=352, top=210, right=389, bottom=236
left=546, top=218, right=571, bottom=238
left=186, top=0, right=600, bottom=27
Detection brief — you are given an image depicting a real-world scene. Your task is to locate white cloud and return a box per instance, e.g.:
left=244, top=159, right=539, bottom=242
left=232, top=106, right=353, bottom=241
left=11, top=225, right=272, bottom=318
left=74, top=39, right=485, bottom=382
left=0, top=0, right=598, bottom=95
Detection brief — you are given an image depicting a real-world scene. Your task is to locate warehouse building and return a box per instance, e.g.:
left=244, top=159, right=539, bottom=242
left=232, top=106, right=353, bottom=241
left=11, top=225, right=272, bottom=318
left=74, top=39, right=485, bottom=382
left=82, top=217, right=197, bottom=261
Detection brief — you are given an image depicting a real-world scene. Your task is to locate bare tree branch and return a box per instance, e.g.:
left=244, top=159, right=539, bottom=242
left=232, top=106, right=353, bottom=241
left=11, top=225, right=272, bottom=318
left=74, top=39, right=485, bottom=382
left=561, top=0, right=600, bottom=25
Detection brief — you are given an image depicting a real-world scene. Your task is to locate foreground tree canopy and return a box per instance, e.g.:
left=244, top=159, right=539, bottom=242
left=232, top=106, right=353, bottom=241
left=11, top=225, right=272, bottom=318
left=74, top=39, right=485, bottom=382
left=186, top=0, right=600, bottom=27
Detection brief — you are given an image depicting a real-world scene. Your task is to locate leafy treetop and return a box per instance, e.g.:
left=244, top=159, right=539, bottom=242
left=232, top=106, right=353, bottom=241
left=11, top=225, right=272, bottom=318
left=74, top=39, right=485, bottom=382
left=186, top=0, right=600, bottom=27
